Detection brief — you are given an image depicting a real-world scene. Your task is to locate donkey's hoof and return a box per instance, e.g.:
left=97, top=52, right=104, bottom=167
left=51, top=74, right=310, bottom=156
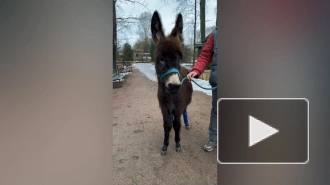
left=185, top=125, right=190, bottom=130
left=161, top=151, right=167, bottom=156
left=175, top=143, right=181, bottom=152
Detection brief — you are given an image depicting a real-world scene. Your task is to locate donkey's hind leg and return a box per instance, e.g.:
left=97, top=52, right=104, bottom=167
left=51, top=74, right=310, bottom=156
left=173, top=112, right=182, bottom=152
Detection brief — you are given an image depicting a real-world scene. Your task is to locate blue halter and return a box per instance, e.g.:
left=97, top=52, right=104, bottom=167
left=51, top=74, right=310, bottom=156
left=159, top=68, right=181, bottom=94
left=159, top=68, right=180, bottom=82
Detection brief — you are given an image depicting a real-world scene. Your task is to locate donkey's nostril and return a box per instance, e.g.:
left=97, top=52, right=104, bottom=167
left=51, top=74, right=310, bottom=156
left=167, top=83, right=181, bottom=93
left=169, top=83, right=180, bottom=88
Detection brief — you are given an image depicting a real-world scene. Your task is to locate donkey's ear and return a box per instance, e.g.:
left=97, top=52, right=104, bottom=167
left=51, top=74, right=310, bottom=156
left=170, top=13, right=184, bottom=44
left=151, top=11, right=165, bottom=45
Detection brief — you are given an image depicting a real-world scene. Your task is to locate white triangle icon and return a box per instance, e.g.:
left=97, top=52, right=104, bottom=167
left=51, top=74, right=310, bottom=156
left=249, top=115, right=279, bottom=147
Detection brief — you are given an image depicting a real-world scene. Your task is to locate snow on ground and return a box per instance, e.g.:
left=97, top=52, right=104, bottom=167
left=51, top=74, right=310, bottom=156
left=132, top=63, right=212, bottom=96
left=120, top=72, right=132, bottom=75
left=132, top=63, right=157, bottom=81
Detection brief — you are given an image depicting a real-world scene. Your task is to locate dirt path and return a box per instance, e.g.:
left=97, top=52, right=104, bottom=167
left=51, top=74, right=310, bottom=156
left=113, top=67, right=217, bottom=185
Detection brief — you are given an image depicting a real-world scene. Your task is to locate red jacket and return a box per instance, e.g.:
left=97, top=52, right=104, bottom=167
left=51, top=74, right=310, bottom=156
left=191, top=33, right=214, bottom=76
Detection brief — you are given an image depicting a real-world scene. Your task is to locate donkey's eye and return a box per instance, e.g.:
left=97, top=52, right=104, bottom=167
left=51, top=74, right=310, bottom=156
left=159, top=56, right=165, bottom=69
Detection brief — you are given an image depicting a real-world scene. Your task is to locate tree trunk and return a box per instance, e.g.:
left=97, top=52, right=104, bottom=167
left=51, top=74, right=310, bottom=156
left=200, top=0, right=205, bottom=41
left=192, top=0, right=197, bottom=66
left=113, top=0, right=117, bottom=72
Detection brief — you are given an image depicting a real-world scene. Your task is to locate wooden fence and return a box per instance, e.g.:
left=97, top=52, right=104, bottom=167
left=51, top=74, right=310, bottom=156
left=199, top=71, right=210, bottom=81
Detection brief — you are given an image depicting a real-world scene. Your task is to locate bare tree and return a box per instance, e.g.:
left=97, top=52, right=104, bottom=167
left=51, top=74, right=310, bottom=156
left=115, top=0, right=150, bottom=42
left=171, top=0, right=216, bottom=63
left=171, top=0, right=200, bottom=64
left=196, top=29, right=201, bottom=43
left=136, top=11, right=152, bottom=54
left=200, top=0, right=205, bottom=41
left=195, top=25, right=216, bottom=43
left=113, top=0, right=150, bottom=68
left=193, top=0, right=197, bottom=65
left=136, top=12, right=152, bottom=41
left=205, top=25, right=216, bottom=35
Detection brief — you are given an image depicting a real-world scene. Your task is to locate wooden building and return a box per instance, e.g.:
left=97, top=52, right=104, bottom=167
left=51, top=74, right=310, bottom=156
left=133, top=49, right=151, bottom=62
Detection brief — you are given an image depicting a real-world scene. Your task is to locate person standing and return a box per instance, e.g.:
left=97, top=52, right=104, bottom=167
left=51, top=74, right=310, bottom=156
left=187, top=27, right=218, bottom=152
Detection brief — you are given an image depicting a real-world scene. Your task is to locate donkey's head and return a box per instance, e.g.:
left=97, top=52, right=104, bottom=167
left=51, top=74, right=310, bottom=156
left=151, top=11, right=184, bottom=94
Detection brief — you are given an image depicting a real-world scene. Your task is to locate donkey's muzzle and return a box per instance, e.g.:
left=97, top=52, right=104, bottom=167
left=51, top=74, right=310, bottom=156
left=167, top=83, right=181, bottom=94
left=160, top=68, right=181, bottom=94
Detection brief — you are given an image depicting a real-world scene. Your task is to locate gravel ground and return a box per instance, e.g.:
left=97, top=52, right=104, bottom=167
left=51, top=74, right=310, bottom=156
left=113, top=67, right=217, bottom=185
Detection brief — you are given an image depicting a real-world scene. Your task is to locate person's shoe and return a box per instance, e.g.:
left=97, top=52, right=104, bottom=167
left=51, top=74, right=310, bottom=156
left=203, top=140, right=217, bottom=152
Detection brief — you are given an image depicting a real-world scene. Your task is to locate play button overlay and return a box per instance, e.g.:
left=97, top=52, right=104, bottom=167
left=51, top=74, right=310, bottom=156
left=249, top=115, right=279, bottom=147
left=217, top=98, right=309, bottom=164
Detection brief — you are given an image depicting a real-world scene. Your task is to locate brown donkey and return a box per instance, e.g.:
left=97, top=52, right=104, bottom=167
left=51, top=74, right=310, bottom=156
left=150, top=11, right=193, bottom=156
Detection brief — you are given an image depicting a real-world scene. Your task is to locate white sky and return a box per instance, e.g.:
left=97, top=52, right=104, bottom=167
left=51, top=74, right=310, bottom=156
left=116, top=0, right=217, bottom=46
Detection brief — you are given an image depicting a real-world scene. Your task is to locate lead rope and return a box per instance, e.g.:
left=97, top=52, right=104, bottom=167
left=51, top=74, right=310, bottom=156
left=180, top=77, right=217, bottom=90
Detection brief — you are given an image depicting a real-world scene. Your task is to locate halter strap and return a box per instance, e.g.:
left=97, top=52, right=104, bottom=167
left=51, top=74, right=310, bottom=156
left=160, top=68, right=180, bottom=81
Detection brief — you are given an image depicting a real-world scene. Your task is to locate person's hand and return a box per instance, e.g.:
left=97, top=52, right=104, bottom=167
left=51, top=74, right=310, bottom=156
left=187, top=71, right=198, bottom=81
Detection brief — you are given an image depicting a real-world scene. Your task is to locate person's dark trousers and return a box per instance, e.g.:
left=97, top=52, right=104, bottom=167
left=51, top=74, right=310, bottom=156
left=209, top=88, right=217, bottom=141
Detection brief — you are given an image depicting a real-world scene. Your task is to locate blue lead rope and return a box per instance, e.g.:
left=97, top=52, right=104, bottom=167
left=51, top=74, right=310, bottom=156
left=180, top=77, right=217, bottom=90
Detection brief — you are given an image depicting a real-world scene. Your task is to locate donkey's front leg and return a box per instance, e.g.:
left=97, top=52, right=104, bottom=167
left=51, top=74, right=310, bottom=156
left=161, top=113, right=172, bottom=156
left=173, top=113, right=182, bottom=152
